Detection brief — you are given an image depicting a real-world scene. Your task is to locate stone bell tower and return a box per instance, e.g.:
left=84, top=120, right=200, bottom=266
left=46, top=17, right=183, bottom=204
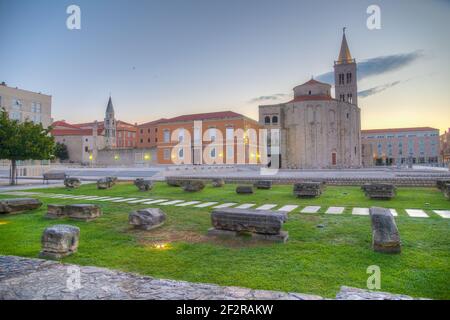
left=104, top=96, right=116, bottom=149
left=334, top=28, right=358, bottom=106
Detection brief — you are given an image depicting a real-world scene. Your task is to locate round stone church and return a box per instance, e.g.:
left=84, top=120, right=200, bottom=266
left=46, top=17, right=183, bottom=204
left=259, top=30, right=361, bottom=169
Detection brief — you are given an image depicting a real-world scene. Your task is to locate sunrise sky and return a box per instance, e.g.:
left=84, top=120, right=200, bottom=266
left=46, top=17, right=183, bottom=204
left=0, top=0, right=449, bottom=132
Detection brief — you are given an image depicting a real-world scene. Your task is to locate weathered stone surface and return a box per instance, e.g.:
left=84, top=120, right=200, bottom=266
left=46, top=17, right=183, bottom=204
left=209, top=208, right=288, bottom=242
left=335, top=286, right=422, bottom=300
left=181, top=180, right=205, bottom=192
left=369, top=207, right=401, bottom=254
left=43, top=172, right=67, bottom=181
left=166, top=178, right=183, bottom=187
left=362, top=183, right=396, bottom=200
left=0, top=198, right=42, bottom=214
left=97, top=177, right=114, bottom=189
left=236, top=185, right=254, bottom=194
left=105, top=176, right=118, bottom=185
left=129, top=208, right=166, bottom=230
left=65, top=204, right=101, bottom=221
left=293, top=182, right=324, bottom=198
left=211, top=178, right=225, bottom=187
left=134, top=178, right=154, bottom=191
left=436, top=179, right=450, bottom=191
left=64, top=177, right=81, bottom=189
left=254, top=180, right=272, bottom=190
left=45, top=204, right=67, bottom=219
left=39, top=225, right=80, bottom=259
left=443, top=183, right=450, bottom=199
left=0, top=256, right=327, bottom=300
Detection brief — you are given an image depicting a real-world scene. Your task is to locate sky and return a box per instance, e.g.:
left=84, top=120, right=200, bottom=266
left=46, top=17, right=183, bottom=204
left=0, top=0, right=449, bottom=132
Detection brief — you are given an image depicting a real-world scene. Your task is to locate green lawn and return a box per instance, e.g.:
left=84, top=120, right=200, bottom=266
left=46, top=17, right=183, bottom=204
left=0, top=182, right=449, bottom=299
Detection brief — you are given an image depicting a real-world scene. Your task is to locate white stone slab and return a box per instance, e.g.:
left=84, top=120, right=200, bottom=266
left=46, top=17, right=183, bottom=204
left=213, top=203, right=237, bottom=209
left=326, top=207, right=345, bottom=214
left=175, top=201, right=201, bottom=207
left=158, top=200, right=185, bottom=206
left=389, top=209, right=398, bottom=217
left=194, top=202, right=218, bottom=208
left=433, top=210, right=450, bottom=219
left=112, top=198, right=138, bottom=203
left=301, top=206, right=321, bottom=213
left=142, top=199, right=168, bottom=205
left=405, top=209, right=429, bottom=218
left=127, top=199, right=152, bottom=204
left=255, top=204, right=277, bottom=210
left=352, top=207, right=369, bottom=216
left=277, top=205, right=298, bottom=212
left=97, top=197, right=123, bottom=202
left=235, top=203, right=256, bottom=209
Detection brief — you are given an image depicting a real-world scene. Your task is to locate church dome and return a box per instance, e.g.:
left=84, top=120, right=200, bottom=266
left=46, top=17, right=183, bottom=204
left=293, top=78, right=332, bottom=99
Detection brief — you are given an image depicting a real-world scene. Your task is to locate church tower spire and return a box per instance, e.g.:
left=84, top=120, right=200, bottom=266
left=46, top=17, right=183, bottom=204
left=104, top=96, right=116, bottom=149
left=334, top=28, right=358, bottom=106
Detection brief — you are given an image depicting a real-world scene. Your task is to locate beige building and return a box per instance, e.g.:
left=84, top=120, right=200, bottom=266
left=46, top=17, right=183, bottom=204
left=0, top=81, right=52, bottom=128
left=259, top=30, right=361, bottom=169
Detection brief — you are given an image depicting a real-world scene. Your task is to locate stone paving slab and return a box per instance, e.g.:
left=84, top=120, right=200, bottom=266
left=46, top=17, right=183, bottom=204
left=213, top=203, right=237, bottom=209
left=352, top=208, right=369, bottom=216
left=127, top=199, right=152, bottom=204
left=433, top=210, right=450, bottom=218
left=112, top=198, right=138, bottom=203
left=389, top=209, right=398, bottom=217
left=235, top=203, right=256, bottom=209
left=301, top=206, right=321, bottom=213
left=255, top=204, right=277, bottom=210
left=277, top=205, right=298, bottom=212
left=175, top=201, right=201, bottom=207
left=142, top=199, right=168, bottom=205
left=405, top=209, right=429, bottom=218
left=195, top=202, right=218, bottom=208
left=158, top=200, right=185, bottom=206
left=326, top=207, right=345, bottom=214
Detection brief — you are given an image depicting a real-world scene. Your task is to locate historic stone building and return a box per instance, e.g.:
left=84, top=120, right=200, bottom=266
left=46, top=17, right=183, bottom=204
left=104, top=97, right=117, bottom=149
left=259, top=30, right=361, bottom=169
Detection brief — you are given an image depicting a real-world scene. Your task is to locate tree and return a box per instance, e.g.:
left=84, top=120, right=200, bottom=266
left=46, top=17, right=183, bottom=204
left=0, top=109, right=55, bottom=185
left=55, top=142, right=69, bottom=161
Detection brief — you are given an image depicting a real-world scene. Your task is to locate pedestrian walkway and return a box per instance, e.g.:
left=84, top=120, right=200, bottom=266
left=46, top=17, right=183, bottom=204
left=1, top=191, right=448, bottom=219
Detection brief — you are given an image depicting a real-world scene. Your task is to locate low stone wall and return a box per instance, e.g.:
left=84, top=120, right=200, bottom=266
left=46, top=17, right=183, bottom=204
left=0, top=256, right=426, bottom=300
left=165, top=175, right=439, bottom=187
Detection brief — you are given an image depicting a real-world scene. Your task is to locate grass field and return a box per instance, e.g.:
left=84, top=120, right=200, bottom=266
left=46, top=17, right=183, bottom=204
left=0, top=182, right=449, bottom=299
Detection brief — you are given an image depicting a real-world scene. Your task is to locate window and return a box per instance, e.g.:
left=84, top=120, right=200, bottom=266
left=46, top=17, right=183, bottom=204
left=346, top=73, right=352, bottom=84
left=209, top=128, right=217, bottom=142
left=31, top=102, right=41, bottom=113
left=179, top=148, right=184, bottom=159
left=178, top=128, right=185, bottom=142
left=339, top=73, right=345, bottom=85
left=84, top=146, right=88, bottom=152
left=226, top=127, right=234, bottom=159
left=163, top=149, right=170, bottom=160
left=308, top=90, right=311, bottom=95
left=140, top=129, right=143, bottom=134
left=210, top=148, right=216, bottom=158
left=147, top=138, right=150, bottom=143
left=147, top=129, right=150, bottom=133
left=163, top=129, right=170, bottom=143
left=347, top=93, right=353, bottom=103
left=346, top=113, right=349, bottom=119
left=340, top=94, right=345, bottom=101
left=140, top=139, right=143, bottom=143
left=264, top=116, right=270, bottom=124
left=11, top=98, right=22, bottom=110
left=272, top=116, right=278, bottom=124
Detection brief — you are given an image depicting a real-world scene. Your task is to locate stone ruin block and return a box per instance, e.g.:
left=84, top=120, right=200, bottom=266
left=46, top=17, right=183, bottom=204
left=208, top=208, right=288, bottom=242
left=97, top=177, right=114, bottom=189
left=443, top=184, right=450, bottom=200
left=369, top=207, right=401, bottom=254
left=134, top=178, right=154, bottom=191
left=236, top=185, right=254, bottom=194
left=166, top=178, right=183, bottom=187
left=181, top=180, right=206, bottom=192
left=254, top=180, right=272, bottom=190
left=129, top=208, right=166, bottom=230
left=436, top=179, right=450, bottom=191
left=64, top=177, right=81, bottom=189
left=293, top=182, right=324, bottom=198
left=0, top=198, right=42, bottom=214
left=211, top=178, right=225, bottom=187
left=45, top=204, right=67, bottom=219
left=362, top=183, right=396, bottom=200
left=65, top=204, right=102, bottom=221
left=39, top=224, right=80, bottom=259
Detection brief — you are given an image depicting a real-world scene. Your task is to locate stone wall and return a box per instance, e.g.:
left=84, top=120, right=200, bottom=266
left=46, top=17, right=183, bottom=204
left=95, top=147, right=157, bottom=166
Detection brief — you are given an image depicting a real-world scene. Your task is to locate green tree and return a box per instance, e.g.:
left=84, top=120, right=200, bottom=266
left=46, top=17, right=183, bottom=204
left=0, top=109, right=55, bottom=185
left=55, top=142, right=69, bottom=161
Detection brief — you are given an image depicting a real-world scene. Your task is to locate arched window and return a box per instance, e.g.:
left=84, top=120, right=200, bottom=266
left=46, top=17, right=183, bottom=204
left=272, top=116, right=278, bottom=124
left=264, top=116, right=270, bottom=124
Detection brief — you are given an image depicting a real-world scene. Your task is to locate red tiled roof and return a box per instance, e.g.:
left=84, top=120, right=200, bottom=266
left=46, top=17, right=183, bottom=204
left=288, top=95, right=333, bottom=103
left=51, top=120, right=82, bottom=129
left=159, top=111, right=249, bottom=124
left=362, top=127, right=438, bottom=134
left=138, top=118, right=168, bottom=127
left=51, top=128, right=103, bottom=136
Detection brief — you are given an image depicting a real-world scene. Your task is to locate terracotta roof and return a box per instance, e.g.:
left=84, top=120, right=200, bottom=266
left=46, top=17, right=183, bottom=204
left=51, top=128, right=103, bottom=136
left=288, top=95, right=333, bottom=103
left=73, top=120, right=136, bottom=131
left=138, top=118, right=168, bottom=127
left=159, top=111, right=250, bottom=124
left=51, top=120, right=82, bottom=129
left=299, top=79, right=330, bottom=86
left=362, top=127, right=438, bottom=134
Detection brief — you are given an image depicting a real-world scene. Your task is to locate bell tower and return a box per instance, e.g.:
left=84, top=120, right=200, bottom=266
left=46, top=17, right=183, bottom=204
left=334, top=28, right=357, bottom=106
left=104, top=96, right=116, bottom=149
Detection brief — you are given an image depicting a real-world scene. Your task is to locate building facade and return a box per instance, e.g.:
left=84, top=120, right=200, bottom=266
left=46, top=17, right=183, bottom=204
left=361, top=127, right=440, bottom=166
left=258, top=31, right=361, bottom=169
left=154, top=111, right=261, bottom=165
left=0, top=81, right=52, bottom=128
left=136, top=118, right=167, bottom=149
